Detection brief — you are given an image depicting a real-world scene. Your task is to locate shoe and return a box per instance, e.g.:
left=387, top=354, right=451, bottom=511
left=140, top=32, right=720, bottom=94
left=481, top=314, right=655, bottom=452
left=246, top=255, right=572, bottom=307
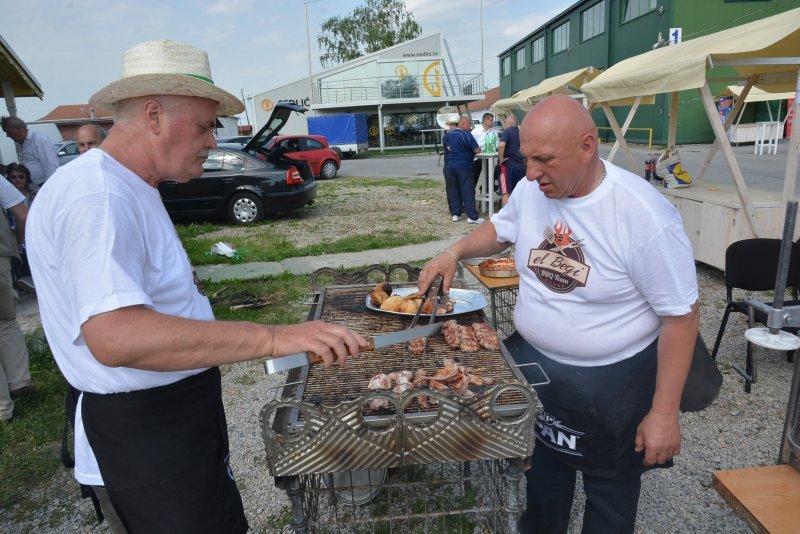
left=10, top=384, right=37, bottom=399
left=467, top=218, right=485, bottom=224
left=452, top=215, right=460, bottom=222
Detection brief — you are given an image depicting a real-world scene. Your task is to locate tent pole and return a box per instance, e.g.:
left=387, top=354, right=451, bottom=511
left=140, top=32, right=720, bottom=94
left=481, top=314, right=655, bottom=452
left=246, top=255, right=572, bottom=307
left=697, top=76, right=757, bottom=182
left=668, top=91, right=679, bottom=151
left=601, top=102, right=638, bottom=174
left=782, top=68, right=800, bottom=211
left=699, top=82, right=760, bottom=237
left=608, top=96, right=642, bottom=163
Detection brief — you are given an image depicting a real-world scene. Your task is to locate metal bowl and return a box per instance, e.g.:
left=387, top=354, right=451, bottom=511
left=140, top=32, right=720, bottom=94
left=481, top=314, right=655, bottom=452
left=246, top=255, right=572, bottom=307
left=326, top=468, right=388, bottom=506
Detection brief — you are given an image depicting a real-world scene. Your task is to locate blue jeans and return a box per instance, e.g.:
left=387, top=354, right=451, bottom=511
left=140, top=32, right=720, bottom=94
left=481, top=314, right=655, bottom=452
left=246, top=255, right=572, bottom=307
left=447, top=166, right=479, bottom=220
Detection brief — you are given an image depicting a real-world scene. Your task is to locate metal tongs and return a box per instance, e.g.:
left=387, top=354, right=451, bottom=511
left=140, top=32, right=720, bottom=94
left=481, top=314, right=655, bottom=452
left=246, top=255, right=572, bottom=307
left=406, top=276, right=446, bottom=353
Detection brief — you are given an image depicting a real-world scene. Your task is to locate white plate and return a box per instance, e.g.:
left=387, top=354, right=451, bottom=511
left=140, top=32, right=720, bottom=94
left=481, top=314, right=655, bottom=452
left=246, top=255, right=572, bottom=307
left=366, top=287, right=488, bottom=317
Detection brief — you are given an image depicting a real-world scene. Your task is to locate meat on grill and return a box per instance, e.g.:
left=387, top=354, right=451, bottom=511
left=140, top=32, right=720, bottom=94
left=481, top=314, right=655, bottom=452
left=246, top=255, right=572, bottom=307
left=407, top=337, right=426, bottom=354
left=442, top=320, right=499, bottom=352
left=472, top=322, right=501, bottom=351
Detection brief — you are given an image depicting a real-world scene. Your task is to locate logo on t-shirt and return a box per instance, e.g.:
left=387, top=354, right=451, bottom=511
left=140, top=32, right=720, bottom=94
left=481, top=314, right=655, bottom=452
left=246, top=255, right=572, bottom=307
left=527, top=221, right=590, bottom=293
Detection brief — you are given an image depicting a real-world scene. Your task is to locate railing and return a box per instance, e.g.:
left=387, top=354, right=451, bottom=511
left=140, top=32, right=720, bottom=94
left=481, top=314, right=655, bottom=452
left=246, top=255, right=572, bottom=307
left=314, top=74, right=484, bottom=106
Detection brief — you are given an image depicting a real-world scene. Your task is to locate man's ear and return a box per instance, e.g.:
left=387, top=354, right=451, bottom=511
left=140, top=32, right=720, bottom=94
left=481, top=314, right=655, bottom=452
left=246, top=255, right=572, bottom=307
left=578, top=132, right=597, bottom=162
left=143, top=99, right=163, bottom=135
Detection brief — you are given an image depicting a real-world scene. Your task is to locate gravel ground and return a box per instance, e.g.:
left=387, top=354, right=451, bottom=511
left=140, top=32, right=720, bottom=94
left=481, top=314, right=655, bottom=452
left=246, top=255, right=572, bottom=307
left=2, top=174, right=794, bottom=533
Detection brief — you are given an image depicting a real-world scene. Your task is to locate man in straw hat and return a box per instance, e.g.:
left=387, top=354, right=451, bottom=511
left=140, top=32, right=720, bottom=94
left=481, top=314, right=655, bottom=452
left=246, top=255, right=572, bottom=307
left=27, top=40, right=367, bottom=533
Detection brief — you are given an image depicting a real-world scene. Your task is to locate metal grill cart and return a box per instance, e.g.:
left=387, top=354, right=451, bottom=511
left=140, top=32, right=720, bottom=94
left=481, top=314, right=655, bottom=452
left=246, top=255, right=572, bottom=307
left=259, top=265, right=543, bottom=533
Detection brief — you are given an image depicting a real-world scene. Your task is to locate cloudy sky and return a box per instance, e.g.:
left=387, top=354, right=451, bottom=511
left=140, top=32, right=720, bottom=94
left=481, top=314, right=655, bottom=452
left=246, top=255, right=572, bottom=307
left=1, top=0, right=575, bottom=124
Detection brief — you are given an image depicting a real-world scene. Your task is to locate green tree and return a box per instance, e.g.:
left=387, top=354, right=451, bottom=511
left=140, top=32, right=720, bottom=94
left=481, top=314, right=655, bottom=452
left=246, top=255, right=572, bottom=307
left=317, top=0, right=422, bottom=67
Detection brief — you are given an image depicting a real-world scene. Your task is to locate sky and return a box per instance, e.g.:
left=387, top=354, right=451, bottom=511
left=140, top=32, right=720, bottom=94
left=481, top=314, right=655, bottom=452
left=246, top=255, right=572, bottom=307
left=0, top=0, right=575, bottom=125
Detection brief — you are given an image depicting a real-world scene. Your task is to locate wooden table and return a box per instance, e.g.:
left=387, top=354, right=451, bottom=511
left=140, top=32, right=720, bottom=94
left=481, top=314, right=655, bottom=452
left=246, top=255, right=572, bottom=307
left=464, top=263, right=519, bottom=339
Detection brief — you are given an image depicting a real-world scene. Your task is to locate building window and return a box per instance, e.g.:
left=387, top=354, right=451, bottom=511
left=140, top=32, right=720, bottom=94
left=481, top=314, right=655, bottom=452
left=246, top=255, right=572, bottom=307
left=582, top=1, right=606, bottom=41
left=515, top=48, right=525, bottom=70
left=622, top=0, right=656, bottom=22
left=532, top=37, right=544, bottom=63
left=553, top=22, right=570, bottom=54
left=502, top=56, right=511, bottom=77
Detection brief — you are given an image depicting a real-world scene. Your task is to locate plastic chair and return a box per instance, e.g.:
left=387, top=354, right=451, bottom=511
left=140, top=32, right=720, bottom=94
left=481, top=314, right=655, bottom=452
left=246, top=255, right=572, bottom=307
left=710, top=238, right=800, bottom=392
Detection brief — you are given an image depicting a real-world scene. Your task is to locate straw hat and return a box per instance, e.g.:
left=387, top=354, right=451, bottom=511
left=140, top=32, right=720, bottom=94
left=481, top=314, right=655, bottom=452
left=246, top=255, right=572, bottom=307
left=90, top=40, right=244, bottom=116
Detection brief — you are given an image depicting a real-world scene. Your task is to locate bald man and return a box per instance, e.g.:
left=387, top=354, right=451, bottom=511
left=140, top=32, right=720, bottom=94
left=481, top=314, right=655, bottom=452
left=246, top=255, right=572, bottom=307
left=418, top=94, right=699, bottom=533
left=75, top=124, right=106, bottom=154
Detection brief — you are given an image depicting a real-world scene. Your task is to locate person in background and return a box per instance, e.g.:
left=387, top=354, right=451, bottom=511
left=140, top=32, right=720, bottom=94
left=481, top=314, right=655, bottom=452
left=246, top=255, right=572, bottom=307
left=1, top=116, right=59, bottom=186
left=446, top=115, right=482, bottom=224
left=0, top=173, right=33, bottom=422
left=417, top=94, right=699, bottom=534
left=27, top=39, right=367, bottom=533
left=5, top=163, right=37, bottom=280
left=75, top=124, right=107, bottom=154
left=471, top=112, right=497, bottom=186
left=497, top=114, right=526, bottom=206
left=5, top=163, right=38, bottom=208
left=441, top=118, right=459, bottom=219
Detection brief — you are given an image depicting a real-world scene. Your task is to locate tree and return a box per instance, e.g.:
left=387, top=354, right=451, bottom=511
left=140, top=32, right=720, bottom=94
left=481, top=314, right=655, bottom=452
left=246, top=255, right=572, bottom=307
left=317, top=0, right=422, bottom=68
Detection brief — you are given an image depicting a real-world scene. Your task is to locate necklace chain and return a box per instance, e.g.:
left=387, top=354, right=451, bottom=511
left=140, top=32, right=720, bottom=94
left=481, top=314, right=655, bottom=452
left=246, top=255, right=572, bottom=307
left=597, top=165, right=607, bottom=187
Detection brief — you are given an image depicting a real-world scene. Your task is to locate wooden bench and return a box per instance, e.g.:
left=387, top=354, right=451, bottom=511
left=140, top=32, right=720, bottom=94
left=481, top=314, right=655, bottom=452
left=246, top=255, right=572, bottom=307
left=712, top=464, right=800, bottom=533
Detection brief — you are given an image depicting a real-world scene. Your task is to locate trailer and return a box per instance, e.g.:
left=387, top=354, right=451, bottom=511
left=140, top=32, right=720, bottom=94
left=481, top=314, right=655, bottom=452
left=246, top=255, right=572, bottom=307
left=307, top=114, right=368, bottom=158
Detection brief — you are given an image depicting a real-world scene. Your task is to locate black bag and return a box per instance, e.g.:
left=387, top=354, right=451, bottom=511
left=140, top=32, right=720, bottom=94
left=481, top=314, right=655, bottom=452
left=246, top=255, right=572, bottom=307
left=679, top=334, right=723, bottom=412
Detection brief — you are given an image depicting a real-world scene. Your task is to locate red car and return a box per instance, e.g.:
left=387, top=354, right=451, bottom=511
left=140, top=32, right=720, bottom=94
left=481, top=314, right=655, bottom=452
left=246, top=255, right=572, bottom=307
left=265, top=135, right=341, bottom=179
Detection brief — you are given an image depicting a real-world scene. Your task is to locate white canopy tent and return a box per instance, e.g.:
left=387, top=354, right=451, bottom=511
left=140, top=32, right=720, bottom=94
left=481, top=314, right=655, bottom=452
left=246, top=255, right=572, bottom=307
left=492, top=67, right=603, bottom=115
left=580, top=7, right=800, bottom=267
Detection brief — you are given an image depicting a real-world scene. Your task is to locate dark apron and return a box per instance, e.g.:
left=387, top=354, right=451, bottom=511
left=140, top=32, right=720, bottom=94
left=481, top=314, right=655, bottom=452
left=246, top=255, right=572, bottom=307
left=81, top=367, right=248, bottom=534
left=513, top=337, right=672, bottom=479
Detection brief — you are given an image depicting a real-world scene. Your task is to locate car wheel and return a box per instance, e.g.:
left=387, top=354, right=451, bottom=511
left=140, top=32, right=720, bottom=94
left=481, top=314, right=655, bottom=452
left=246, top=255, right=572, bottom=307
left=228, top=192, right=265, bottom=224
left=331, top=146, right=343, bottom=158
left=321, top=159, right=338, bottom=179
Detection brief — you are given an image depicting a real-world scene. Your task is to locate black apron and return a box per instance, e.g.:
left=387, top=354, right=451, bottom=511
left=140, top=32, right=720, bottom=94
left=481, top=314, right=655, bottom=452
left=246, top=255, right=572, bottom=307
left=81, top=367, right=248, bottom=534
left=512, top=337, right=672, bottom=479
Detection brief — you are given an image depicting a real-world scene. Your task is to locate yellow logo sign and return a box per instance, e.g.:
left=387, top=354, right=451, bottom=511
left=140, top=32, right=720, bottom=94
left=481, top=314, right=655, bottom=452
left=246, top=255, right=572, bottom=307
left=423, top=61, right=441, bottom=97
left=261, top=98, right=274, bottom=111
left=369, top=126, right=378, bottom=136
left=395, top=65, right=408, bottom=79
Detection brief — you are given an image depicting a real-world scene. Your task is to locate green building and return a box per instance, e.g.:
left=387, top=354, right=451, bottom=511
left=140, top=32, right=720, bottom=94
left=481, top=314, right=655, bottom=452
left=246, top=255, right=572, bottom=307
left=498, top=0, right=800, bottom=145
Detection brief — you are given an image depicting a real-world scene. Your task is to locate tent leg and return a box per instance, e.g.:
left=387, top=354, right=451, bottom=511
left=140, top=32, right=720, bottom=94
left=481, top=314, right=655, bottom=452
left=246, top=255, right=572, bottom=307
left=782, top=68, right=800, bottom=209
left=601, top=103, right=639, bottom=174
left=698, top=82, right=760, bottom=237
left=608, top=96, right=642, bottom=163
left=697, top=76, right=757, bottom=182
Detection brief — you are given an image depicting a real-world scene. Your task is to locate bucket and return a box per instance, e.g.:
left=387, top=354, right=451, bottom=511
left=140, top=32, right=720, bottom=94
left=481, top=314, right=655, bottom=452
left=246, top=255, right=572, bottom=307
left=326, top=468, right=387, bottom=506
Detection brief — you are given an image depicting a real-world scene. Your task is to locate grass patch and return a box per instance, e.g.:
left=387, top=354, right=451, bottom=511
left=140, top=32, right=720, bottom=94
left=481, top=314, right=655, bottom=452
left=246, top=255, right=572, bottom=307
left=205, top=273, right=312, bottom=324
left=185, top=229, right=437, bottom=266
left=264, top=505, right=293, bottom=530
left=0, top=330, right=70, bottom=515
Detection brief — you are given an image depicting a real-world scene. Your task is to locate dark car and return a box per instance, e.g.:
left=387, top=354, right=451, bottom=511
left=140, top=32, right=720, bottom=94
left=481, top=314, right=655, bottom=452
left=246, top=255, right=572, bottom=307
left=159, top=103, right=316, bottom=224
left=215, top=135, right=251, bottom=145
left=264, top=135, right=340, bottom=179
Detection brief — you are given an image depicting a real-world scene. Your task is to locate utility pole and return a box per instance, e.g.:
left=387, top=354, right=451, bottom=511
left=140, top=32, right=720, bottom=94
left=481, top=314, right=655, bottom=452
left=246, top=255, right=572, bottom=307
left=480, top=0, right=484, bottom=91
left=240, top=88, right=250, bottom=128
left=305, top=0, right=322, bottom=115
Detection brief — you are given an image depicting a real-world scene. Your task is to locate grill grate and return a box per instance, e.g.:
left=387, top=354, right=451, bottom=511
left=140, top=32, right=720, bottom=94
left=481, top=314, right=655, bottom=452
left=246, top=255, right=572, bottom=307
left=300, top=285, right=521, bottom=411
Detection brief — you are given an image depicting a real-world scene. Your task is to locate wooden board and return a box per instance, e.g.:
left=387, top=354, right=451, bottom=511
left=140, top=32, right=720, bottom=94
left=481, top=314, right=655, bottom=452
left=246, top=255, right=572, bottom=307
left=464, top=264, right=520, bottom=290
left=712, top=464, right=800, bottom=534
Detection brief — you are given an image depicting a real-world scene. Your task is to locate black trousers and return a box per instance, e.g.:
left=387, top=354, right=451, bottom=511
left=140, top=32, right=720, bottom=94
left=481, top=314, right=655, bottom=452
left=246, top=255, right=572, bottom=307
left=518, top=442, right=642, bottom=534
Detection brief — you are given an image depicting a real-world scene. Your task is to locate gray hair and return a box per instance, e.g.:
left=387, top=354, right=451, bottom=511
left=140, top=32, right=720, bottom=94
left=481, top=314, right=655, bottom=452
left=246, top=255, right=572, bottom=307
left=1, top=116, right=26, bottom=131
left=75, top=123, right=108, bottom=141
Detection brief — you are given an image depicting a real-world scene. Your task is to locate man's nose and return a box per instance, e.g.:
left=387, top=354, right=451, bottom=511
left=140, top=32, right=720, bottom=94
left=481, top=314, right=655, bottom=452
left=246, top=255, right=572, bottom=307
left=526, top=162, right=542, bottom=181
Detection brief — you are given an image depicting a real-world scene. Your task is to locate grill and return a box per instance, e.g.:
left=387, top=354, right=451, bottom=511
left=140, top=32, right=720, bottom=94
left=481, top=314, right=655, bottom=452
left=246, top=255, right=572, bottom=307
left=260, top=279, right=541, bottom=532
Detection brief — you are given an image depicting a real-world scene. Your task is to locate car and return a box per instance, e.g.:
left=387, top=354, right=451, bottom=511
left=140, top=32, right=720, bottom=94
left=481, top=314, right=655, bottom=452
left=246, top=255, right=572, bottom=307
left=54, top=140, right=80, bottom=166
left=158, top=102, right=317, bottom=224
left=263, top=135, right=340, bottom=179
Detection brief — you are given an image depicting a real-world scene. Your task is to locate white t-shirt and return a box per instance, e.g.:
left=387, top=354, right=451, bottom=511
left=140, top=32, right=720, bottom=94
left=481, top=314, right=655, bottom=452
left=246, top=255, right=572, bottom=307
left=471, top=125, right=497, bottom=149
left=491, top=159, right=698, bottom=367
left=27, top=149, right=213, bottom=485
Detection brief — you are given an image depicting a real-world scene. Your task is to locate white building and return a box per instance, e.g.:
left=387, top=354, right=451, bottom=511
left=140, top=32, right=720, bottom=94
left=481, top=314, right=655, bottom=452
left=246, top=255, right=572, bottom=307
left=251, top=33, right=483, bottom=151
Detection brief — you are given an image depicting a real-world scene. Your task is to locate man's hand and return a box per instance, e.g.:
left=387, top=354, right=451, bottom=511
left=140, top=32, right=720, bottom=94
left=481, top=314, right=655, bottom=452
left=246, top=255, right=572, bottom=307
left=269, top=321, right=368, bottom=368
left=418, top=252, right=460, bottom=295
left=634, top=410, right=681, bottom=465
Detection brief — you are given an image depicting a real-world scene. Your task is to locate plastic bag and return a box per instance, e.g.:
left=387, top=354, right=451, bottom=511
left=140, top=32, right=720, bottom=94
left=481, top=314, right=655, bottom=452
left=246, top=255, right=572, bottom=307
left=211, top=242, right=236, bottom=258
left=655, top=149, right=692, bottom=189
